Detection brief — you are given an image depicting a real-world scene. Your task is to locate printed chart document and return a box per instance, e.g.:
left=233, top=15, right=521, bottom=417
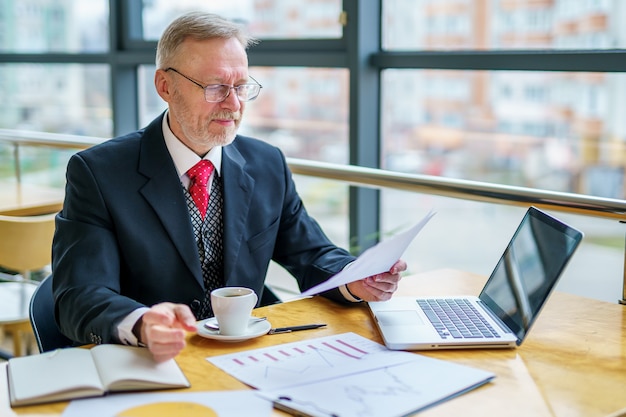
left=7, top=344, right=190, bottom=407
left=263, top=358, right=494, bottom=417
left=61, top=390, right=272, bottom=417
left=206, top=332, right=418, bottom=390
left=301, top=210, right=436, bottom=296
left=207, top=332, right=495, bottom=417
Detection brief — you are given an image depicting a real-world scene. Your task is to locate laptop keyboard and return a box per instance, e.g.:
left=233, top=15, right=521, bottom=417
left=417, top=299, right=500, bottom=339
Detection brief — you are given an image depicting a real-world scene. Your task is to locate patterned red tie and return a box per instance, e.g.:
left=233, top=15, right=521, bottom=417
left=187, top=160, right=214, bottom=219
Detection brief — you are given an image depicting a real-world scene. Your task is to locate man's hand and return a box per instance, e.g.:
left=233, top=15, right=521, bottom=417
left=346, top=259, right=407, bottom=302
left=137, top=302, right=197, bottom=362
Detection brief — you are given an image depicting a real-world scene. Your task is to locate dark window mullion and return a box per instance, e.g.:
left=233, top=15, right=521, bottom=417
left=110, top=0, right=139, bottom=135
left=116, top=0, right=143, bottom=49
left=345, top=0, right=381, bottom=254
left=371, top=50, right=626, bottom=72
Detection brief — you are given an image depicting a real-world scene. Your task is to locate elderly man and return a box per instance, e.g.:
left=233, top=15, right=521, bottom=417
left=52, top=11, right=405, bottom=362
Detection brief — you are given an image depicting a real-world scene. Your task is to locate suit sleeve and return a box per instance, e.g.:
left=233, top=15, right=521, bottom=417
left=52, top=153, right=145, bottom=345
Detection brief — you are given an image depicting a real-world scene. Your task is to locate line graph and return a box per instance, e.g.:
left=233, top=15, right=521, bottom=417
left=207, top=332, right=417, bottom=390
left=263, top=357, right=495, bottom=417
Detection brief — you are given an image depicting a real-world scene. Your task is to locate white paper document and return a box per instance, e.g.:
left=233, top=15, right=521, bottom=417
left=261, top=357, right=494, bottom=417
left=301, top=210, right=436, bottom=296
left=207, top=332, right=418, bottom=391
left=206, top=332, right=494, bottom=417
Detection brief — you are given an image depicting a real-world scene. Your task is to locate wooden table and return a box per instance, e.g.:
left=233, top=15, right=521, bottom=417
left=2, top=269, right=626, bottom=416
left=0, top=182, right=63, bottom=216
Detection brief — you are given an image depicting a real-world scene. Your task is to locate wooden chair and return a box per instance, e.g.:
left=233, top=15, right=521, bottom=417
left=0, top=213, right=56, bottom=357
left=0, top=213, right=56, bottom=280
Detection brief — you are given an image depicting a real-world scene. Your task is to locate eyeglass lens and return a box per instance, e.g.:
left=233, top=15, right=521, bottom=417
left=204, top=84, right=260, bottom=103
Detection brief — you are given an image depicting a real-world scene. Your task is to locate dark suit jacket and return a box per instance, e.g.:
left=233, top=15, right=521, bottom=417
left=52, top=112, right=355, bottom=345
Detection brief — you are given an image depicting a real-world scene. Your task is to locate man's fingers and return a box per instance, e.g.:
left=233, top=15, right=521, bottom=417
left=143, top=303, right=196, bottom=329
left=145, top=324, right=187, bottom=343
left=139, top=303, right=197, bottom=362
left=364, top=277, right=397, bottom=297
left=390, top=259, right=407, bottom=275
left=172, top=304, right=199, bottom=331
left=142, top=304, right=177, bottom=326
left=143, top=325, right=188, bottom=361
left=358, top=266, right=403, bottom=301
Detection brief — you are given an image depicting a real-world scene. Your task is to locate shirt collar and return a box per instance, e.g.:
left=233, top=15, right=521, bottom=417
left=162, top=110, right=222, bottom=179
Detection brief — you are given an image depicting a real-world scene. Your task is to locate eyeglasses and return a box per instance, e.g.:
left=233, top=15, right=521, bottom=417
left=165, top=67, right=262, bottom=103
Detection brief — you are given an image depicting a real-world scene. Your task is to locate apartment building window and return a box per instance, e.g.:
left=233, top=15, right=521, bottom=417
left=380, top=1, right=626, bottom=202
left=0, top=0, right=108, bottom=53
left=141, top=0, right=343, bottom=40
left=0, top=64, right=111, bottom=137
left=384, top=0, right=624, bottom=50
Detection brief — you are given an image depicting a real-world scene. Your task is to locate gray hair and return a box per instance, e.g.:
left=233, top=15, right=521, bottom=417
left=156, top=11, right=257, bottom=69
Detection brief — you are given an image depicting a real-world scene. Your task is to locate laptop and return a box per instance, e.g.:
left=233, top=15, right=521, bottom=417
left=368, top=206, right=583, bottom=350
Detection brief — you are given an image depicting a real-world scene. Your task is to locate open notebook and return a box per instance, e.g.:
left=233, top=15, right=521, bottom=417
left=369, top=206, right=583, bottom=350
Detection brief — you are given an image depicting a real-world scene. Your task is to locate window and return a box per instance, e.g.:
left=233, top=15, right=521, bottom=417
left=141, top=0, right=343, bottom=40
left=381, top=69, right=626, bottom=199
left=0, top=0, right=108, bottom=53
left=0, top=64, right=111, bottom=137
left=383, top=0, right=623, bottom=50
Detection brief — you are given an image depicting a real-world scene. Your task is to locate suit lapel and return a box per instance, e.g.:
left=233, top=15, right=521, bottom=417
left=221, top=143, right=254, bottom=284
left=137, top=114, right=204, bottom=287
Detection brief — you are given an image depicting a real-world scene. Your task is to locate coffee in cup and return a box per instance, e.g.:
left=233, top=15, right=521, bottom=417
left=210, top=287, right=258, bottom=336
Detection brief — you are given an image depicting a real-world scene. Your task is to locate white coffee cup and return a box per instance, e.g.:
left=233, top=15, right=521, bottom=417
left=210, top=287, right=258, bottom=336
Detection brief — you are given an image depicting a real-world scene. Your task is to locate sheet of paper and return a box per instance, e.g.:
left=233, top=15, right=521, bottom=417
left=301, top=210, right=436, bottom=296
left=259, top=356, right=494, bottom=417
left=61, top=391, right=272, bottom=417
left=206, top=332, right=419, bottom=391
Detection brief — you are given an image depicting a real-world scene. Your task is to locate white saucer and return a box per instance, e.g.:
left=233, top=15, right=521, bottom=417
left=197, top=317, right=272, bottom=342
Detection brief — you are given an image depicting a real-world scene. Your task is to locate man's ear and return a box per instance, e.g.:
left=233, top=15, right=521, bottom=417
left=154, top=69, right=172, bottom=102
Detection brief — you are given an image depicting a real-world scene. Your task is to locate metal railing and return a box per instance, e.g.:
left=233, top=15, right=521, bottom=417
left=0, top=129, right=102, bottom=184
left=2, top=128, right=626, bottom=303
left=288, top=158, right=626, bottom=220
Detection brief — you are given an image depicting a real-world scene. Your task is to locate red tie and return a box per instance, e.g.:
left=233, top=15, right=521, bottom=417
left=187, top=160, right=214, bottom=219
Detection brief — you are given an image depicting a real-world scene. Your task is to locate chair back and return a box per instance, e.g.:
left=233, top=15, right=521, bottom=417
left=29, top=275, right=73, bottom=352
left=0, top=213, right=56, bottom=277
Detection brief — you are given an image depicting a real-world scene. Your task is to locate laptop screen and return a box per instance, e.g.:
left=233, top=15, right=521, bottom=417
left=478, top=207, right=583, bottom=344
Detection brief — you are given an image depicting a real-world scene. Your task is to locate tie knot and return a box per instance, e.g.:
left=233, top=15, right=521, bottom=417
left=187, top=160, right=214, bottom=186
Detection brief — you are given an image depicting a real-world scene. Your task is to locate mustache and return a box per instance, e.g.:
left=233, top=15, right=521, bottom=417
left=211, top=111, right=241, bottom=121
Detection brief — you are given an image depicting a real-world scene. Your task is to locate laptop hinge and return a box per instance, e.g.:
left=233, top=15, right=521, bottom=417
left=476, top=300, right=514, bottom=335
